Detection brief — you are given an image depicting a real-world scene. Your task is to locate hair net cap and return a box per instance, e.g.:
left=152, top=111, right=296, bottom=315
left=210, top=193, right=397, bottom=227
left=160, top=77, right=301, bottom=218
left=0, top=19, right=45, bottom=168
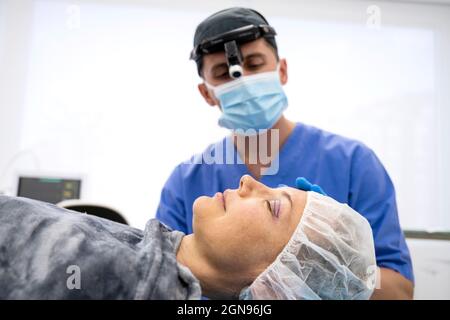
left=240, top=191, right=377, bottom=300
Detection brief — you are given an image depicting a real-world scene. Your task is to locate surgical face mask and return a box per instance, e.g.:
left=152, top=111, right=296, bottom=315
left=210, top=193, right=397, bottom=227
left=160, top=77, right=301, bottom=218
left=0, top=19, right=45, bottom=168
left=205, top=67, right=288, bottom=134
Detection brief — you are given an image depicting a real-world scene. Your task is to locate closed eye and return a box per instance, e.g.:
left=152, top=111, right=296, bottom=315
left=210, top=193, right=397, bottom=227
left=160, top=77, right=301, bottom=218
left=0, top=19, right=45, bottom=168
left=245, top=63, right=264, bottom=70
left=265, top=199, right=281, bottom=218
left=216, top=72, right=230, bottom=79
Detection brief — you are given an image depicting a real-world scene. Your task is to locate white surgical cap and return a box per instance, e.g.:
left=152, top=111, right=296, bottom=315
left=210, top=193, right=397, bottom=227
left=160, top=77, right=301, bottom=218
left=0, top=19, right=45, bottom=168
left=240, top=191, right=377, bottom=300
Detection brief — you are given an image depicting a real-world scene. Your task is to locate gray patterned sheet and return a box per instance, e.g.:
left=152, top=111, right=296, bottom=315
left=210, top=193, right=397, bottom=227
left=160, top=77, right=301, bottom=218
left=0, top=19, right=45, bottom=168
left=0, top=195, right=201, bottom=299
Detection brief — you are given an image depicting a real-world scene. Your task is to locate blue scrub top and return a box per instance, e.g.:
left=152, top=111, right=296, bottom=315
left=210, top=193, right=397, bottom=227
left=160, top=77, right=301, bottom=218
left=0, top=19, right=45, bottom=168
left=156, top=122, right=414, bottom=283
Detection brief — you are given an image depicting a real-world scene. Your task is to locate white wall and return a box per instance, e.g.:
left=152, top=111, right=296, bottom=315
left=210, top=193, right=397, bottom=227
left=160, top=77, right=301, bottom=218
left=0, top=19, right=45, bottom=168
left=0, top=0, right=449, bottom=229
left=0, top=0, right=35, bottom=195
left=407, top=239, right=450, bottom=299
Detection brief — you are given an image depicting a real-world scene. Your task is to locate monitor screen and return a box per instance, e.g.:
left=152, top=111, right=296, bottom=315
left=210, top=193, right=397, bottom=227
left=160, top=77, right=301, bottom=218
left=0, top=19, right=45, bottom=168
left=17, top=176, right=82, bottom=204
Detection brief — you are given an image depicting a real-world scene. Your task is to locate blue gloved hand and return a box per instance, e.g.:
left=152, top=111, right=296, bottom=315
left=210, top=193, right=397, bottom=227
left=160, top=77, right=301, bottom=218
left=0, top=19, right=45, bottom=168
left=295, top=177, right=327, bottom=195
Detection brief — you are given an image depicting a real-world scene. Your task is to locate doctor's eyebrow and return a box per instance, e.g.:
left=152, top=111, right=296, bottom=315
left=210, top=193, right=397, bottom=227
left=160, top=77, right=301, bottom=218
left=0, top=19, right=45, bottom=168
left=243, top=52, right=266, bottom=62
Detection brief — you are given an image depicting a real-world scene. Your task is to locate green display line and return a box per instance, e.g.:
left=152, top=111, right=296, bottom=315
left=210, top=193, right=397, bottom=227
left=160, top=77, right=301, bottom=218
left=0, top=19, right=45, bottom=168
left=404, top=230, right=450, bottom=241
left=38, top=178, right=62, bottom=183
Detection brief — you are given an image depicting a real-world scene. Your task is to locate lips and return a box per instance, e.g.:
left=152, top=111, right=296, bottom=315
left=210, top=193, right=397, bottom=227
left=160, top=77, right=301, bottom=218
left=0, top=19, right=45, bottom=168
left=222, top=191, right=227, bottom=210
left=215, top=192, right=226, bottom=210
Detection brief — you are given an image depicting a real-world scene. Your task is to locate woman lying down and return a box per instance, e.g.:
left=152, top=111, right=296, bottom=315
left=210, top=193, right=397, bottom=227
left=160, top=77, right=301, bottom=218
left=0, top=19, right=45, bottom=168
left=0, top=175, right=376, bottom=300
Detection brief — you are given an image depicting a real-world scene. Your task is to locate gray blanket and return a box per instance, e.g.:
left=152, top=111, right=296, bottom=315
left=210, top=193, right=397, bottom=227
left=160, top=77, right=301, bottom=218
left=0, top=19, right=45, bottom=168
left=0, top=195, right=201, bottom=299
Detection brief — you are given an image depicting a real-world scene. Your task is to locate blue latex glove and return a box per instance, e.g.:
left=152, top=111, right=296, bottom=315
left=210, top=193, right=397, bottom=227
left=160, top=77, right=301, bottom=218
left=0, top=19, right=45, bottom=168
left=295, top=177, right=327, bottom=195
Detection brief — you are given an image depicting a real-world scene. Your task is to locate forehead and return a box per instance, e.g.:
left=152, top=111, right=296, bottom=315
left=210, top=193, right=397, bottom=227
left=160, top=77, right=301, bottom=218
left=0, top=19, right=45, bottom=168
left=202, top=38, right=275, bottom=69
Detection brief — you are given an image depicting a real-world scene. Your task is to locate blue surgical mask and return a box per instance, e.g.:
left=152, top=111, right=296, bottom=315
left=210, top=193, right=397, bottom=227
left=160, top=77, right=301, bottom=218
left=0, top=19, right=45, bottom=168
left=205, top=67, right=288, bottom=133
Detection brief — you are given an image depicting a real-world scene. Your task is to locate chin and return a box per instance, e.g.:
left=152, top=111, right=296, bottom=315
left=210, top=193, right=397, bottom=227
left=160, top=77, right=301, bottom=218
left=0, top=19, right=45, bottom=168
left=192, top=196, right=211, bottom=219
left=192, top=195, right=225, bottom=236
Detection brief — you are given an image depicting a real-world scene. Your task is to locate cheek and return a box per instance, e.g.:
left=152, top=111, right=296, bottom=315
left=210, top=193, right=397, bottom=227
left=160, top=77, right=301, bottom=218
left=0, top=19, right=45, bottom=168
left=226, top=201, right=275, bottom=237
left=211, top=217, right=271, bottom=268
left=227, top=200, right=261, bottom=218
left=230, top=207, right=294, bottom=257
left=222, top=205, right=275, bottom=249
left=211, top=200, right=266, bottom=241
left=266, top=217, right=300, bottom=254
left=219, top=217, right=283, bottom=270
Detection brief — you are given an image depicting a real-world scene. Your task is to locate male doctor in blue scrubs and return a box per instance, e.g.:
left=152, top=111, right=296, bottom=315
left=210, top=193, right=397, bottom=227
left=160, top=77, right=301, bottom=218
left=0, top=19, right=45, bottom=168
left=156, top=7, right=414, bottom=299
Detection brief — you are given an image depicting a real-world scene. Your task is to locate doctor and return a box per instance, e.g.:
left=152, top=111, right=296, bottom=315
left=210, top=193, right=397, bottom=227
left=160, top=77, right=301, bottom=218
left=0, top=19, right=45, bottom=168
left=156, top=7, right=414, bottom=299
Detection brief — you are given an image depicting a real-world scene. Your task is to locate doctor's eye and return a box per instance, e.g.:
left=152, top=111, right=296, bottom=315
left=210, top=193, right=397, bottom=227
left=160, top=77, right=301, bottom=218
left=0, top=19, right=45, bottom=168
left=246, top=63, right=264, bottom=70
left=216, top=72, right=229, bottom=79
left=212, top=65, right=230, bottom=79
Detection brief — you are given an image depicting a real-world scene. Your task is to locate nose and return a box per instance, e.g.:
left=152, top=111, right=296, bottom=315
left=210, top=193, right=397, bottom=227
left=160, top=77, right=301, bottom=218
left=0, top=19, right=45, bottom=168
left=238, top=174, right=267, bottom=197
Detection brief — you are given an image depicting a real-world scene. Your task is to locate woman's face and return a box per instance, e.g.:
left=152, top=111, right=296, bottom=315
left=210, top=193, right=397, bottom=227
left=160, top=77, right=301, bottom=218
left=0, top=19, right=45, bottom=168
left=192, top=175, right=307, bottom=278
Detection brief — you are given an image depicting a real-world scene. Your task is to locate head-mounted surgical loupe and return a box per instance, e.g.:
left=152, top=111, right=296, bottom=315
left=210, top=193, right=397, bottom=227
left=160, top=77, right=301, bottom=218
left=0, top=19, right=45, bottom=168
left=224, top=41, right=243, bottom=79
left=190, top=24, right=277, bottom=79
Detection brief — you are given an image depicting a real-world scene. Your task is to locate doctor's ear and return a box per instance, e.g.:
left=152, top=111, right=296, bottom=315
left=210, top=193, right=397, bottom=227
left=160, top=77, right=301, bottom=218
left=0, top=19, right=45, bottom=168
left=278, top=58, right=288, bottom=85
left=198, top=83, right=218, bottom=107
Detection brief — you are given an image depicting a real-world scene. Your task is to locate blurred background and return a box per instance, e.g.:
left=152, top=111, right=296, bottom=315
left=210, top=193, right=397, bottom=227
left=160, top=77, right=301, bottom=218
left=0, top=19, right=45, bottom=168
left=0, top=0, right=449, bottom=299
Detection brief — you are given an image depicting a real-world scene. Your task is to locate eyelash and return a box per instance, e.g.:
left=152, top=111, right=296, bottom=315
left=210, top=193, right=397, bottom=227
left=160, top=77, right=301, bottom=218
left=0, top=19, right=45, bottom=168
left=266, top=199, right=281, bottom=218
left=246, top=64, right=263, bottom=70
left=216, top=72, right=229, bottom=78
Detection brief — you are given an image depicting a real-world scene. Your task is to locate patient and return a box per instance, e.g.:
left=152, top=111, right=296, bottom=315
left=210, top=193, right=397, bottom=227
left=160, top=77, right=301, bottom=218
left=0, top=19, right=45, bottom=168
left=0, top=175, right=376, bottom=300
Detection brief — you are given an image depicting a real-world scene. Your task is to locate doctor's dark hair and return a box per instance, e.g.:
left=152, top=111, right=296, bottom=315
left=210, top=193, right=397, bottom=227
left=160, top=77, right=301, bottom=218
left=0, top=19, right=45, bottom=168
left=192, top=7, right=279, bottom=77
